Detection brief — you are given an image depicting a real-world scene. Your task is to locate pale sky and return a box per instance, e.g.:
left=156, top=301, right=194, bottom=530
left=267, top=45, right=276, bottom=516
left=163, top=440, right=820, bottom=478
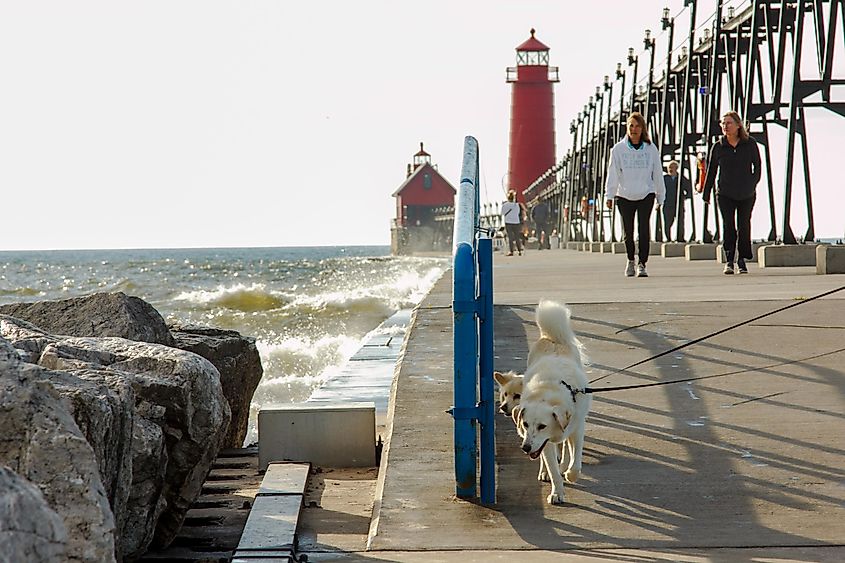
left=2, top=1, right=842, bottom=250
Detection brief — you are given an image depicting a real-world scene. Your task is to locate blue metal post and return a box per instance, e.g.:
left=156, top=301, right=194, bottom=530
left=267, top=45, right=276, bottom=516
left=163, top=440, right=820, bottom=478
left=477, top=237, right=495, bottom=504
left=453, top=241, right=477, bottom=498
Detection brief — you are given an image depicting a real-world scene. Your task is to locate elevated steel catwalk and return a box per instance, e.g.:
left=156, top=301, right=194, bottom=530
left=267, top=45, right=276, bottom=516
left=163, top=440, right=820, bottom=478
left=523, top=0, right=844, bottom=245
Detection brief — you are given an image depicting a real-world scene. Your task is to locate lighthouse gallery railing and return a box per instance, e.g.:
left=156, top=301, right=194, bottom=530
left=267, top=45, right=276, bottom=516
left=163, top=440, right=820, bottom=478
left=449, top=135, right=495, bottom=504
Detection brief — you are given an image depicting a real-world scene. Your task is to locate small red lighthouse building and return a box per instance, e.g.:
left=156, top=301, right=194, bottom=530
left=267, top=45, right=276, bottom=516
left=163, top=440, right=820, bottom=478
left=391, top=143, right=456, bottom=254
left=506, top=29, right=559, bottom=203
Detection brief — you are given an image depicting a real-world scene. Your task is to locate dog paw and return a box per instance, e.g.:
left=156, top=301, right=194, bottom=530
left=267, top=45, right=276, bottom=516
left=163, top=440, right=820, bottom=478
left=537, top=468, right=550, bottom=482
left=564, top=468, right=580, bottom=483
left=547, top=492, right=565, bottom=505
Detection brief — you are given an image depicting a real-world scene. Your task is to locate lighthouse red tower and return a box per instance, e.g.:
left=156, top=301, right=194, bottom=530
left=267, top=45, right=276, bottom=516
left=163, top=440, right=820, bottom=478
left=506, top=29, right=559, bottom=203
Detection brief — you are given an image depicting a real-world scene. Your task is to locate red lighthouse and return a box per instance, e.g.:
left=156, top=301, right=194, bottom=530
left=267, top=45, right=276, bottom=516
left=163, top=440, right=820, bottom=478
left=506, top=29, right=559, bottom=203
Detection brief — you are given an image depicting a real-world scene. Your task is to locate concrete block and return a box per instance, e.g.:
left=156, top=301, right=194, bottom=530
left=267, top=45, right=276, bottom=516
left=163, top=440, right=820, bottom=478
left=648, top=241, right=661, bottom=255
left=716, top=242, right=771, bottom=263
left=816, top=245, right=845, bottom=274
left=565, top=242, right=580, bottom=250
left=612, top=242, right=627, bottom=254
left=661, top=242, right=687, bottom=257
left=235, top=551, right=294, bottom=558
left=259, top=402, right=375, bottom=470
left=580, top=242, right=591, bottom=251
left=236, top=495, right=301, bottom=551
left=258, top=463, right=310, bottom=496
left=685, top=243, right=718, bottom=260
left=599, top=242, right=613, bottom=253
left=589, top=242, right=602, bottom=252
left=759, top=244, right=818, bottom=267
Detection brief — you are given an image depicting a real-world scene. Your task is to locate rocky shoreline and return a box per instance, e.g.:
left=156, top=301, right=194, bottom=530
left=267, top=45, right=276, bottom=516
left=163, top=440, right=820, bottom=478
left=0, top=292, right=263, bottom=562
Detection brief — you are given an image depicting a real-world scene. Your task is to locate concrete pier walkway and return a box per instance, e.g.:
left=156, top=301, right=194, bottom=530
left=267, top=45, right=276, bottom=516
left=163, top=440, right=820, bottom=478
left=304, top=248, right=845, bottom=562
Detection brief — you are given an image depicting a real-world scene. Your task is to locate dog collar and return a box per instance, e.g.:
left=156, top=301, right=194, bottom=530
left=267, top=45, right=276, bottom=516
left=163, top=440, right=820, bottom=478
left=559, top=380, right=582, bottom=402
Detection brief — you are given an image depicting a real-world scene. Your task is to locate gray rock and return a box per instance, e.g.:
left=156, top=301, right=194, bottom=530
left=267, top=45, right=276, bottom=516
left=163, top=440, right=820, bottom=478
left=22, top=365, right=135, bottom=561
left=170, top=324, right=263, bottom=448
left=0, top=314, right=57, bottom=363
left=0, top=466, right=67, bottom=563
left=120, top=416, right=168, bottom=560
left=0, top=338, right=117, bottom=563
left=0, top=292, right=175, bottom=346
left=37, top=336, right=231, bottom=549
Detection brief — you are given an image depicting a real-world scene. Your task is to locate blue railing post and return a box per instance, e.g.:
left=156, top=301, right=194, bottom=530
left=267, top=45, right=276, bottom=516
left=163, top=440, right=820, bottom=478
left=452, top=241, right=477, bottom=498
left=477, top=236, right=495, bottom=504
left=450, top=135, right=495, bottom=503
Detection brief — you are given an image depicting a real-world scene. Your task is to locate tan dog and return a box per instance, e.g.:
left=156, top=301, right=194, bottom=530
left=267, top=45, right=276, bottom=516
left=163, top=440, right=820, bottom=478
left=511, top=300, right=591, bottom=505
left=493, top=370, right=523, bottom=417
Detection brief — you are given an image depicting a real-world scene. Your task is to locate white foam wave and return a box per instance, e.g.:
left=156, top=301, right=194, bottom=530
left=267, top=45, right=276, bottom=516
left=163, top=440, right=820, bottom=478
left=286, top=265, right=445, bottom=316
left=243, top=333, right=363, bottom=445
left=174, top=283, right=287, bottom=311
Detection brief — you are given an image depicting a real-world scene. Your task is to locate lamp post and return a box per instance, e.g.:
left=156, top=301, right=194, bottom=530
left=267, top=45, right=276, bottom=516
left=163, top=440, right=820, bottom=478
left=616, top=62, right=626, bottom=139
left=603, top=73, right=617, bottom=242
left=677, top=0, right=698, bottom=244
left=628, top=47, right=639, bottom=113
left=643, top=29, right=657, bottom=120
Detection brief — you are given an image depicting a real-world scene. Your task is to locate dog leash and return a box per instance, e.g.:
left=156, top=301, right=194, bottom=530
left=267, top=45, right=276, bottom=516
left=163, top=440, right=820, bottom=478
left=577, top=346, right=845, bottom=396
left=588, top=284, right=845, bottom=386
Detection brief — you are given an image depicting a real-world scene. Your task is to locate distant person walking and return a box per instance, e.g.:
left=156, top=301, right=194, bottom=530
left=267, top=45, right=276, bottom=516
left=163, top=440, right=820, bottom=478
left=662, top=160, right=692, bottom=241
left=531, top=199, right=551, bottom=250
left=605, top=112, right=665, bottom=278
left=502, top=190, right=524, bottom=256
left=699, top=111, right=761, bottom=275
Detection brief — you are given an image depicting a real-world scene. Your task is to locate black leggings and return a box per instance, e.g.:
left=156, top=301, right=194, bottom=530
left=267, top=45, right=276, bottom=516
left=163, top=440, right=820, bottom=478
left=616, top=194, right=655, bottom=263
left=505, top=223, right=523, bottom=253
left=718, top=194, right=756, bottom=262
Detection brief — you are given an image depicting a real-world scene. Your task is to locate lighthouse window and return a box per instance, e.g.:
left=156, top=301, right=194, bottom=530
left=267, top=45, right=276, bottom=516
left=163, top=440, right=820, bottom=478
left=423, top=174, right=432, bottom=189
left=517, top=50, right=549, bottom=66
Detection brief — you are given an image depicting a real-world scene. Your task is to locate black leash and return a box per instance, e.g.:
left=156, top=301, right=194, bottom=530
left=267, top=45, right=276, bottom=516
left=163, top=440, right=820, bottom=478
left=589, top=284, right=845, bottom=386
left=580, top=346, right=845, bottom=396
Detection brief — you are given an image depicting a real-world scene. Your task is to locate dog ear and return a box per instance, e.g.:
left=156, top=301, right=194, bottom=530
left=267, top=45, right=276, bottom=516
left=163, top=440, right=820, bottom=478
left=552, top=405, right=570, bottom=432
left=493, top=371, right=511, bottom=386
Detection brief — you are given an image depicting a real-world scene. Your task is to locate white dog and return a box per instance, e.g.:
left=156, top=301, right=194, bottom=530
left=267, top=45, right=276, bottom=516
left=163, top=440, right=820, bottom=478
left=511, top=300, right=591, bottom=505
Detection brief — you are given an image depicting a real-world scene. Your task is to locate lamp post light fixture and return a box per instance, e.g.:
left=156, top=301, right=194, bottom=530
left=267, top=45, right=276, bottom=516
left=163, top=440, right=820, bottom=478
left=627, top=47, right=637, bottom=65
left=615, top=62, right=624, bottom=79
left=643, top=29, right=652, bottom=50
left=661, top=7, right=671, bottom=29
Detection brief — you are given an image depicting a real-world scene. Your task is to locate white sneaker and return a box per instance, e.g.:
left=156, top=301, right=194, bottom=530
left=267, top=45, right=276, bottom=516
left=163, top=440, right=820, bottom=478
left=637, top=262, right=648, bottom=277
left=625, top=260, right=635, bottom=277
left=724, top=263, right=735, bottom=275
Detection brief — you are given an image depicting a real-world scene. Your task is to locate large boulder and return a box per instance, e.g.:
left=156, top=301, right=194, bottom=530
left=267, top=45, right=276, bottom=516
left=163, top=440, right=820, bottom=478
left=0, top=466, right=67, bottom=562
left=0, top=314, right=57, bottom=363
left=0, top=339, right=117, bottom=562
left=120, top=416, right=168, bottom=560
left=0, top=292, right=175, bottom=347
left=170, top=324, right=263, bottom=448
left=38, top=337, right=231, bottom=549
left=22, top=365, right=135, bottom=560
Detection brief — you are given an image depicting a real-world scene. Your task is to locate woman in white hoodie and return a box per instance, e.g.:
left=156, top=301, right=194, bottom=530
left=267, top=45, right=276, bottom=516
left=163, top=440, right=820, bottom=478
left=605, top=112, right=665, bottom=277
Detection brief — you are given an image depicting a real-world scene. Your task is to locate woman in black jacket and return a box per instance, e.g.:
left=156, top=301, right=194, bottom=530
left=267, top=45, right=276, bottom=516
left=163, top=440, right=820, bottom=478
left=699, top=111, right=761, bottom=274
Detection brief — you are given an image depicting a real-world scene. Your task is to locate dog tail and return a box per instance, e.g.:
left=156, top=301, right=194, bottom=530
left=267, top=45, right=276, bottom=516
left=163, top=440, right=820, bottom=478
left=536, top=300, right=585, bottom=362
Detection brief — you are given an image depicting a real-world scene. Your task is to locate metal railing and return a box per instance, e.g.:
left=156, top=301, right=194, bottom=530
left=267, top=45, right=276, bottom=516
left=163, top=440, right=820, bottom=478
left=448, top=135, right=495, bottom=504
